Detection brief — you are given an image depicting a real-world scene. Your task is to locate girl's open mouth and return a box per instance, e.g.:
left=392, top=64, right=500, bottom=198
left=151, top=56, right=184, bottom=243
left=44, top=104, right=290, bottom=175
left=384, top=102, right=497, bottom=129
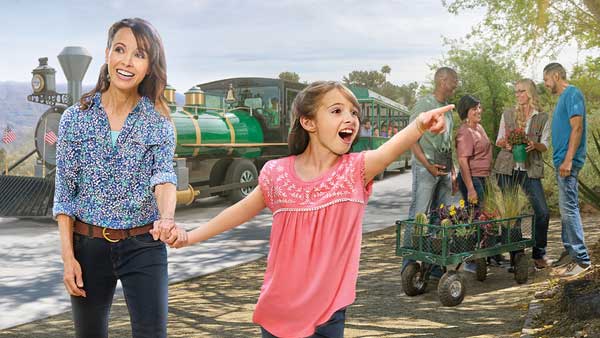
left=338, top=128, right=354, bottom=143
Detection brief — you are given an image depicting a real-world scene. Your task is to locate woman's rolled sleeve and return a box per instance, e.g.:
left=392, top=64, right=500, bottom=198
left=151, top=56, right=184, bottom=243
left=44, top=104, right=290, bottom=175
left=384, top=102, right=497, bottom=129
left=53, top=110, right=78, bottom=219
left=150, top=120, right=177, bottom=189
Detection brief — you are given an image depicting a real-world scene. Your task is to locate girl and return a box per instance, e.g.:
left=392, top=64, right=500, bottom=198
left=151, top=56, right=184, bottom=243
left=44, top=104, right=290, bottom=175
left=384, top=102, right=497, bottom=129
left=55, top=18, right=183, bottom=338
left=166, top=81, right=452, bottom=337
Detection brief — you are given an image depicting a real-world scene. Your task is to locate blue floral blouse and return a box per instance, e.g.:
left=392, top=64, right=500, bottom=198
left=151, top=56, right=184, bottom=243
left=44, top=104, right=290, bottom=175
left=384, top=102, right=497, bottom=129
left=53, top=92, right=177, bottom=229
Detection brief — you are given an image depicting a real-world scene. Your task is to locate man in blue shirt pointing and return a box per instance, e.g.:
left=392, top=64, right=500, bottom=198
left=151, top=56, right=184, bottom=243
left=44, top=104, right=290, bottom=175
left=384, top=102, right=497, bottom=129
left=543, top=62, right=591, bottom=279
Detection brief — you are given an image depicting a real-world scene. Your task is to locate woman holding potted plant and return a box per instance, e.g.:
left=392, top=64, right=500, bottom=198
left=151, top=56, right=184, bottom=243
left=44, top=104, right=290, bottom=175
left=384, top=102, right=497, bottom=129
left=493, top=78, right=551, bottom=270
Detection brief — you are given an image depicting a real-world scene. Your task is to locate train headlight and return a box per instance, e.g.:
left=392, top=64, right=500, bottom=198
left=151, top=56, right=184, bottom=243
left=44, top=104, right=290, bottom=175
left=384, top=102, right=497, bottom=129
left=32, top=74, right=45, bottom=93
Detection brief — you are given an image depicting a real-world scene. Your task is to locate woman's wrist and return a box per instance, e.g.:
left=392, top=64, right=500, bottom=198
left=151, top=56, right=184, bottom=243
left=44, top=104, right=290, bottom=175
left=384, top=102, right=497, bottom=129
left=415, top=114, right=426, bottom=134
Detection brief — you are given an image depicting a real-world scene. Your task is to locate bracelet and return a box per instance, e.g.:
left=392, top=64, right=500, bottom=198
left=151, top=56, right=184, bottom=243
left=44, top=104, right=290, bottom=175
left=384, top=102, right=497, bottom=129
left=160, top=217, right=175, bottom=221
left=415, top=116, right=426, bottom=134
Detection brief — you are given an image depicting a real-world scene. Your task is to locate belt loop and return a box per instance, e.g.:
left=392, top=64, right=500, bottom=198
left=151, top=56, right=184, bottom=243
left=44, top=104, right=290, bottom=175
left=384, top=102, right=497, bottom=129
left=126, top=229, right=131, bottom=238
left=87, top=224, right=93, bottom=237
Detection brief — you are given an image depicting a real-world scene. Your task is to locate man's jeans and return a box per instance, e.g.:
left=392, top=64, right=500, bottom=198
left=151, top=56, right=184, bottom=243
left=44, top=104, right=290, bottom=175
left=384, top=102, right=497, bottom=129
left=556, top=166, right=591, bottom=266
left=71, top=232, right=168, bottom=338
left=403, top=163, right=452, bottom=271
left=497, top=171, right=550, bottom=259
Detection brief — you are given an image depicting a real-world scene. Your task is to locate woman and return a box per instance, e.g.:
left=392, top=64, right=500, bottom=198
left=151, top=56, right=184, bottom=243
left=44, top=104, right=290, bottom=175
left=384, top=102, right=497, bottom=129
left=455, top=95, right=492, bottom=205
left=493, top=78, right=550, bottom=269
left=54, top=18, right=183, bottom=338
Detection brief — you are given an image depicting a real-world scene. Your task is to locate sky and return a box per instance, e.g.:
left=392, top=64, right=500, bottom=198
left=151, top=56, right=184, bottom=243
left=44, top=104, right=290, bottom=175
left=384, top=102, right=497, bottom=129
left=0, top=0, right=594, bottom=93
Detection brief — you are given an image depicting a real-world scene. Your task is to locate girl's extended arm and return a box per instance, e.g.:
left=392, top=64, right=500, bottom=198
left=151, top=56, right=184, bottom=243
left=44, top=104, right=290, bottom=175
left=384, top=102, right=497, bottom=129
left=364, top=105, right=454, bottom=183
left=170, top=186, right=267, bottom=248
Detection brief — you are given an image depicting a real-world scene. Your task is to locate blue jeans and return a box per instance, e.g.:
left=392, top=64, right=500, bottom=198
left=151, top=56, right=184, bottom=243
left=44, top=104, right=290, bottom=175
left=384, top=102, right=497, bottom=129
left=403, top=163, right=452, bottom=272
left=497, top=171, right=550, bottom=259
left=71, top=232, right=168, bottom=338
left=261, top=308, right=346, bottom=338
left=556, top=166, right=591, bottom=266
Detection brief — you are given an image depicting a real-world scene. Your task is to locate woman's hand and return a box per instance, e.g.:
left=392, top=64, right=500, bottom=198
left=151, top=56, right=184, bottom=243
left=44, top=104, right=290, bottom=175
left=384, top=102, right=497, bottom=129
left=151, top=218, right=176, bottom=242
left=467, top=188, right=478, bottom=205
left=418, top=104, right=454, bottom=134
left=497, top=138, right=512, bottom=151
left=63, top=256, right=86, bottom=297
left=525, top=140, right=536, bottom=152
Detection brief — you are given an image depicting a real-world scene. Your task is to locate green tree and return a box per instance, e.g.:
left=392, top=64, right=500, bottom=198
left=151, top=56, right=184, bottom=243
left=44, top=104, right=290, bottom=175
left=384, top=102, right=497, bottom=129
left=343, top=65, right=419, bottom=108
left=342, top=69, right=387, bottom=89
left=571, top=56, right=600, bottom=112
left=278, top=71, right=300, bottom=83
left=443, top=0, right=600, bottom=60
left=432, top=43, right=522, bottom=150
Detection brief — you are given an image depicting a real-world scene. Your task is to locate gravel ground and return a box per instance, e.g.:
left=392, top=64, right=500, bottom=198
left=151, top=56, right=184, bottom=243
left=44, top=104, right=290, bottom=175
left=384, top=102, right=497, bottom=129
left=2, top=215, right=598, bottom=338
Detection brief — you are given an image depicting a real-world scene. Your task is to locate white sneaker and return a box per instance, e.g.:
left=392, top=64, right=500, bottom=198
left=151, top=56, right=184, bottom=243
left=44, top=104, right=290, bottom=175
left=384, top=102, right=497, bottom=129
left=551, top=262, right=591, bottom=280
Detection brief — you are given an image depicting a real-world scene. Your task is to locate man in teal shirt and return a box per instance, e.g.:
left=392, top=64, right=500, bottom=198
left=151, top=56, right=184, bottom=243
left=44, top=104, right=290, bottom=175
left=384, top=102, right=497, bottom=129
left=402, top=67, right=458, bottom=273
left=544, top=62, right=591, bottom=278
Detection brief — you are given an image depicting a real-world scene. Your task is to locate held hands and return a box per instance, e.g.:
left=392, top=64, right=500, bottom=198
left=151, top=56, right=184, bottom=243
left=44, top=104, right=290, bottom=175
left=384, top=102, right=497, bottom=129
left=417, top=104, right=454, bottom=134
left=150, top=218, right=188, bottom=247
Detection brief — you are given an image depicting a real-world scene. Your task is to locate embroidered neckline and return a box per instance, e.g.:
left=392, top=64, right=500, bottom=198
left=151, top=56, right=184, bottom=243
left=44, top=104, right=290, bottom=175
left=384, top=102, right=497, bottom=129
left=273, top=198, right=366, bottom=216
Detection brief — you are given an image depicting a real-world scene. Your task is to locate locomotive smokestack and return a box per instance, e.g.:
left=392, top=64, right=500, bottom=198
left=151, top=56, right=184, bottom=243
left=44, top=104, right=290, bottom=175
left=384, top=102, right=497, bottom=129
left=57, top=46, right=92, bottom=104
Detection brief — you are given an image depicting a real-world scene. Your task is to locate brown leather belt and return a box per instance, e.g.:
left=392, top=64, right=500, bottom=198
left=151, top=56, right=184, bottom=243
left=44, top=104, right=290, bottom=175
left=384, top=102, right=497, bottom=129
left=73, top=220, right=153, bottom=243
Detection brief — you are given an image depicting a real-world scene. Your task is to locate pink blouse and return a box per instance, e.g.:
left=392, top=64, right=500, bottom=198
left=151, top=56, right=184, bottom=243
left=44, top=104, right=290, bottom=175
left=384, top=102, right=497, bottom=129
left=254, top=152, right=373, bottom=337
left=455, top=123, right=492, bottom=177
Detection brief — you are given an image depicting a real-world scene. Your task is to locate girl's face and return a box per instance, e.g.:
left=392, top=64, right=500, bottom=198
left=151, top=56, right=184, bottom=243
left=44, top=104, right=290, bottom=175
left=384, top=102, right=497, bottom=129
left=515, top=84, right=530, bottom=106
left=467, top=103, right=482, bottom=124
left=301, top=88, right=360, bottom=155
left=105, top=27, right=150, bottom=94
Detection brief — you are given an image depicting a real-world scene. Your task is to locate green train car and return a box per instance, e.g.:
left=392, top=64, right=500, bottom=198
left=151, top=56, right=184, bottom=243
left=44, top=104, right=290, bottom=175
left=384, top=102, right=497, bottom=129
left=0, top=52, right=411, bottom=216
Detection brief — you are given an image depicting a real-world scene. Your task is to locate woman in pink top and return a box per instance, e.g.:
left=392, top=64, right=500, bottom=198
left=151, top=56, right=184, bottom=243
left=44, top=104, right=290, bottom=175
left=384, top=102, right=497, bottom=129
left=455, top=94, right=492, bottom=205
left=164, top=81, right=452, bottom=337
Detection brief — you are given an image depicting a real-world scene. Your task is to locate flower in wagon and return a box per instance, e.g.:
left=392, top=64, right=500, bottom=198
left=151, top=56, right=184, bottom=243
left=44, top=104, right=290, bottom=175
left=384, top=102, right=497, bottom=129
left=459, top=199, right=465, bottom=208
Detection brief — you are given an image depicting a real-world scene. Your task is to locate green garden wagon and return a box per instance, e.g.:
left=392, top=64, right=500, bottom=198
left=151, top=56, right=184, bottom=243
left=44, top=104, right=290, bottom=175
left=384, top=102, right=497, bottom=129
left=396, top=215, right=535, bottom=306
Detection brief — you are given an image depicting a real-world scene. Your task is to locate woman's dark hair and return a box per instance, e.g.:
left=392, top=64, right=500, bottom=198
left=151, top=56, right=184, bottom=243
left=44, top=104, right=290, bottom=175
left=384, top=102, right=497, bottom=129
left=457, top=94, right=480, bottom=120
left=288, top=81, right=361, bottom=155
left=79, top=18, right=169, bottom=117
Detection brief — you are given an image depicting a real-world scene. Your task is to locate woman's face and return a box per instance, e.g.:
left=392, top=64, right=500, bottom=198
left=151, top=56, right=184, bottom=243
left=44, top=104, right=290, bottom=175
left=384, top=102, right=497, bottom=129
left=105, top=27, right=150, bottom=94
left=467, top=103, right=482, bottom=124
left=515, top=84, right=530, bottom=106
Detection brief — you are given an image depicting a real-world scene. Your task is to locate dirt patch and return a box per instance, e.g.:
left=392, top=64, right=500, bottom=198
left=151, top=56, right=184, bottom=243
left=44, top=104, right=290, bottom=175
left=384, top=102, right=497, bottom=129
left=531, top=236, right=600, bottom=338
left=2, top=216, right=599, bottom=338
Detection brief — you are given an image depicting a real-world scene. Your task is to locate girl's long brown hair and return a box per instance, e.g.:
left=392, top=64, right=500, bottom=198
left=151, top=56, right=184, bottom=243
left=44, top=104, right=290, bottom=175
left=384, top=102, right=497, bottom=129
left=79, top=18, right=170, bottom=117
left=288, top=81, right=361, bottom=155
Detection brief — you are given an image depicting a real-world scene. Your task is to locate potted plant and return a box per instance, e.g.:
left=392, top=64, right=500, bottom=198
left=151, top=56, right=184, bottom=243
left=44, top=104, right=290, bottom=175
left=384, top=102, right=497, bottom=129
left=507, top=127, right=528, bottom=163
left=498, top=184, right=526, bottom=244
left=411, top=212, right=429, bottom=249
left=451, top=224, right=478, bottom=253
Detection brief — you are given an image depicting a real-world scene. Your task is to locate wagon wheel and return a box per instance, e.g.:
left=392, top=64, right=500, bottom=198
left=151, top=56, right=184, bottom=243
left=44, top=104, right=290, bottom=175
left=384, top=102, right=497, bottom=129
left=475, top=258, right=487, bottom=282
left=401, top=262, right=428, bottom=296
left=438, top=271, right=466, bottom=306
left=513, top=252, right=529, bottom=284
left=225, top=159, right=258, bottom=203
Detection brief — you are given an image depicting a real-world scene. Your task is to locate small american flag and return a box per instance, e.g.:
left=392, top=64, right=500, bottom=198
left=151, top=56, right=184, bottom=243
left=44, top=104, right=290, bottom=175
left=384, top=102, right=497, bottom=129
left=44, top=130, right=58, bottom=145
left=1, top=125, right=16, bottom=144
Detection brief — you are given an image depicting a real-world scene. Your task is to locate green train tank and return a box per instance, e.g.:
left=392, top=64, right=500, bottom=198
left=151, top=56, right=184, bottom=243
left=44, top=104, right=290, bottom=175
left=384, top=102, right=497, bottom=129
left=171, top=107, right=264, bottom=158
